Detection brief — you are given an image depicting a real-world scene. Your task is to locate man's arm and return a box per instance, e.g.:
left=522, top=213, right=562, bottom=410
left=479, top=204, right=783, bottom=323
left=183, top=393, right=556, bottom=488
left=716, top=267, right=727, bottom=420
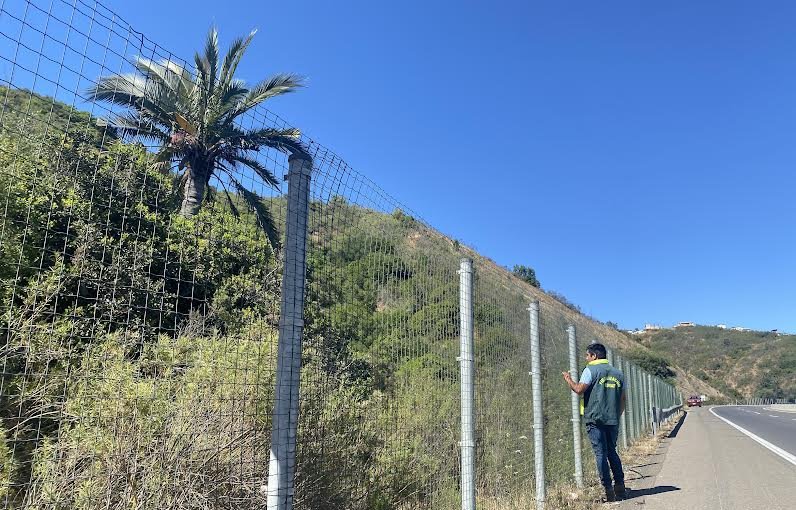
left=562, top=371, right=589, bottom=395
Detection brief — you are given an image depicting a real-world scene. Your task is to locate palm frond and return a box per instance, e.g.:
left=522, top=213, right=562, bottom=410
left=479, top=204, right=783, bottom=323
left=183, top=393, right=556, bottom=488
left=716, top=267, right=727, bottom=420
left=87, top=75, right=176, bottom=128
left=217, top=179, right=242, bottom=218
left=193, top=52, right=210, bottom=130
left=133, top=57, right=193, bottom=99
left=203, top=28, right=220, bottom=97
left=219, top=80, right=249, bottom=107
left=228, top=154, right=280, bottom=188
left=227, top=74, right=304, bottom=121
left=219, top=30, right=256, bottom=90
left=228, top=176, right=281, bottom=249
left=109, top=112, right=171, bottom=144
left=244, top=127, right=307, bottom=157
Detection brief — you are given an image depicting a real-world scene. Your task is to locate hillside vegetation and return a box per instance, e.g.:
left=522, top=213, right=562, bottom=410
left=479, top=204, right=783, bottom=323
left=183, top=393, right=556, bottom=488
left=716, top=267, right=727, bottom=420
left=0, top=85, right=710, bottom=508
left=631, top=326, right=796, bottom=400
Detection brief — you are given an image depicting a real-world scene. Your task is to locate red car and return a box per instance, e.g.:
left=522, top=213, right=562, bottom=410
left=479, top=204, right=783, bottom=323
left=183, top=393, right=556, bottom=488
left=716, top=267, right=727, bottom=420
left=687, top=395, right=702, bottom=407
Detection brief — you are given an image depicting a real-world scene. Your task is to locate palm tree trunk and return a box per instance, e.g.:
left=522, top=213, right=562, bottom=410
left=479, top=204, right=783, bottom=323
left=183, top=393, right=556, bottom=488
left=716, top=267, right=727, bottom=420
left=180, top=166, right=206, bottom=216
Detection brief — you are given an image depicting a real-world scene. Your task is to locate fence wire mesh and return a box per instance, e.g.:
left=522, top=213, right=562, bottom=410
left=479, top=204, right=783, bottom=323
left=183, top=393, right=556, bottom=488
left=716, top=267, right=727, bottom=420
left=0, top=1, right=682, bottom=509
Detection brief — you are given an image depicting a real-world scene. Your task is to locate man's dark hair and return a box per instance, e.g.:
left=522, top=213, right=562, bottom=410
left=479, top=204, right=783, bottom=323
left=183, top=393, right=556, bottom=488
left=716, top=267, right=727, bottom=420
left=587, top=342, right=607, bottom=359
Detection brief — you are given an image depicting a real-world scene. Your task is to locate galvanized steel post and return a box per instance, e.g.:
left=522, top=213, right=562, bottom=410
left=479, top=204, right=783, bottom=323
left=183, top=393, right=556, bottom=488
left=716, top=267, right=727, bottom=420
left=529, top=301, right=545, bottom=509
left=567, top=325, right=583, bottom=488
left=458, top=258, right=476, bottom=510
left=624, top=359, right=634, bottom=442
left=268, top=153, right=312, bottom=510
left=617, top=354, right=628, bottom=449
left=648, top=373, right=656, bottom=436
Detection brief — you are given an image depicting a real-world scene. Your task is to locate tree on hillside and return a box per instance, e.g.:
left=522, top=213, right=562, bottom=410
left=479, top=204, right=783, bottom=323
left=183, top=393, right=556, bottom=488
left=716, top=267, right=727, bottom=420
left=625, top=349, right=676, bottom=380
left=512, top=264, right=540, bottom=288
left=89, top=28, right=308, bottom=248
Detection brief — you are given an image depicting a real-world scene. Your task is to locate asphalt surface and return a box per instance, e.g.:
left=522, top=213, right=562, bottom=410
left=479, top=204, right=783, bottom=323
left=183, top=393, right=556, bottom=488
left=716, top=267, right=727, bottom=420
left=711, top=405, right=796, bottom=457
left=618, top=406, right=796, bottom=510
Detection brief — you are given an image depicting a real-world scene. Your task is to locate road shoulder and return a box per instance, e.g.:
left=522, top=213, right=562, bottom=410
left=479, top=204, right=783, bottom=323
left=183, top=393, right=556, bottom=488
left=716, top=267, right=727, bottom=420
left=619, top=406, right=796, bottom=510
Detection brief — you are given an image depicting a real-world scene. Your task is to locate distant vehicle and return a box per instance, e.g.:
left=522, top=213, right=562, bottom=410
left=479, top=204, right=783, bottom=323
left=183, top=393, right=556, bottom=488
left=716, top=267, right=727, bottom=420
left=687, top=395, right=702, bottom=407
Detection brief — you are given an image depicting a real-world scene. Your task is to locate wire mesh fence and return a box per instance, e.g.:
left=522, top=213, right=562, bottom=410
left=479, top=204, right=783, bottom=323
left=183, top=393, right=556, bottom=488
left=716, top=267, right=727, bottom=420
left=0, top=1, right=683, bottom=509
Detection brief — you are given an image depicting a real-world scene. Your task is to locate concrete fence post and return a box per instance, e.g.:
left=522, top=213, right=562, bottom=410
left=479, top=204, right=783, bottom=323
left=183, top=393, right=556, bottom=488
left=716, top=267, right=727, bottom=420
left=458, top=258, right=476, bottom=510
left=529, top=301, right=545, bottom=510
left=268, top=153, right=313, bottom=510
left=567, top=325, right=584, bottom=488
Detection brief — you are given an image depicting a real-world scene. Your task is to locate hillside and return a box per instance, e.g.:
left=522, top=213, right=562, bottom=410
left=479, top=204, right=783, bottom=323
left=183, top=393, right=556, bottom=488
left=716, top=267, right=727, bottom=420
left=0, top=84, right=721, bottom=508
left=631, top=326, right=796, bottom=400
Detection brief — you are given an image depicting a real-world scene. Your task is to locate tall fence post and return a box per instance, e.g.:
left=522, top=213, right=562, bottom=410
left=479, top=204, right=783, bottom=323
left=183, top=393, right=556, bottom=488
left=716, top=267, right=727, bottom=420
left=268, top=153, right=313, bottom=510
left=458, top=258, right=476, bottom=510
left=638, top=368, right=645, bottom=433
left=567, top=325, right=583, bottom=488
left=641, top=369, right=647, bottom=432
left=648, top=373, right=657, bottom=436
left=529, top=301, right=545, bottom=509
left=617, top=355, right=628, bottom=449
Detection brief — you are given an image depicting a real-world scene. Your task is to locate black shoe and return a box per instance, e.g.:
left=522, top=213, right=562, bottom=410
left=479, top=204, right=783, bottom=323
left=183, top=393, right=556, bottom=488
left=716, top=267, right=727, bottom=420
left=613, top=483, right=627, bottom=500
left=603, top=487, right=616, bottom=502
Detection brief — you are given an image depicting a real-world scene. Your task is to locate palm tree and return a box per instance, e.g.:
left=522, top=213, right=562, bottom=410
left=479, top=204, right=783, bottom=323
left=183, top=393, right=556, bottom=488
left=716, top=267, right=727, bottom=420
left=88, top=28, right=307, bottom=248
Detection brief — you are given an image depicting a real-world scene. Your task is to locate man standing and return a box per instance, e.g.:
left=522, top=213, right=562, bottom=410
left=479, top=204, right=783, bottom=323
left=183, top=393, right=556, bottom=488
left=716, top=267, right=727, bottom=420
left=562, top=342, right=627, bottom=502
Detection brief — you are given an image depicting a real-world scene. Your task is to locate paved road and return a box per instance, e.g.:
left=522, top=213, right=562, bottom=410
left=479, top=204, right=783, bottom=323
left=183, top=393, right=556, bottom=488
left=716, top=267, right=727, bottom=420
left=711, top=405, right=796, bottom=457
left=619, top=406, right=796, bottom=510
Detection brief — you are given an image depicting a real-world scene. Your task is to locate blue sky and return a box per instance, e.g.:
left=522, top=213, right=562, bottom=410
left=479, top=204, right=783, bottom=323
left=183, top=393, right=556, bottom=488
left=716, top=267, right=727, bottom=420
left=7, top=0, right=796, bottom=332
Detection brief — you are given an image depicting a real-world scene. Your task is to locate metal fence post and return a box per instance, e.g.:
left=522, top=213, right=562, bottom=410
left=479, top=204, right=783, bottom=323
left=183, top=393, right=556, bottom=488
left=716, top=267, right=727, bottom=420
left=617, top=355, right=628, bottom=449
left=268, top=153, right=313, bottom=510
left=458, top=258, right=476, bottom=510
left=639, top=369, right=646, bottom=433
left=624, top=359, right=635, bottom=443
left=529, top=301, right=545, bottom=509
left=643, top=371, right=650, bottom=433
left=567, top=325, right=583, bottom=488
left=648, top=373, right=656, bottom=436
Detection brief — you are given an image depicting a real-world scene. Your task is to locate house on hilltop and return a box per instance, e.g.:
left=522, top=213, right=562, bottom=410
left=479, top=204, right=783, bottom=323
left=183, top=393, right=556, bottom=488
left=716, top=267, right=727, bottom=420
left=674, top=321, right=695, bottom=328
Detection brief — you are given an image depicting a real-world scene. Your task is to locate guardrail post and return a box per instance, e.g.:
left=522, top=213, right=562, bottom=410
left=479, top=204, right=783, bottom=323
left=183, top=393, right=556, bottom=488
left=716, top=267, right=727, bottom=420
left=567, top=325, right=583, bottom=488
left=529, top=301, right=545, bottom=510
left=268, top=153, right=313, bottom=510
left=458, top=258, right=476, bottom=510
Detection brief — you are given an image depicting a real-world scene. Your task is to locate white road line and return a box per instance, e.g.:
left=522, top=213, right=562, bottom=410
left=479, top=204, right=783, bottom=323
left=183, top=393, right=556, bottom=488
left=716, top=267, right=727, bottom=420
left=710, top=406, right=796, bottom=467
left=768, top=415, right=780, bottom=418
left=752, top=411, right=761, bottom=414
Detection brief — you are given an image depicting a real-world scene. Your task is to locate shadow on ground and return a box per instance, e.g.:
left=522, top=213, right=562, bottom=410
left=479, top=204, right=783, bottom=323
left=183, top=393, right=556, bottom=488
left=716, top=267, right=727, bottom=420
left=625, top=485, right=680, bottom=500
left=667, top=411, right=687, bottom=438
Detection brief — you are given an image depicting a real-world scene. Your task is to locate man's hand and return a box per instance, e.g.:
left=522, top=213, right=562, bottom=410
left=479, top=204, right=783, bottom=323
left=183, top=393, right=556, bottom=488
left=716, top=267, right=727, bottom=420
left=563, top=371, right=588, bottom=395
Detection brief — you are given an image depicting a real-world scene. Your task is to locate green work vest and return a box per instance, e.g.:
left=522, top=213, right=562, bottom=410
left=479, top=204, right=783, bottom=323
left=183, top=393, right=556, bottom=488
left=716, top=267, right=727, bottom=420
left=581, top=359, right=624, bottom=426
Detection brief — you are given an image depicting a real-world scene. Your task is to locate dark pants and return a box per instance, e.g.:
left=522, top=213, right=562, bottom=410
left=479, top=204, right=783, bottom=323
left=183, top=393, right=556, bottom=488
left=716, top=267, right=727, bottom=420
left=586, top=423, right=625, bottom=489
